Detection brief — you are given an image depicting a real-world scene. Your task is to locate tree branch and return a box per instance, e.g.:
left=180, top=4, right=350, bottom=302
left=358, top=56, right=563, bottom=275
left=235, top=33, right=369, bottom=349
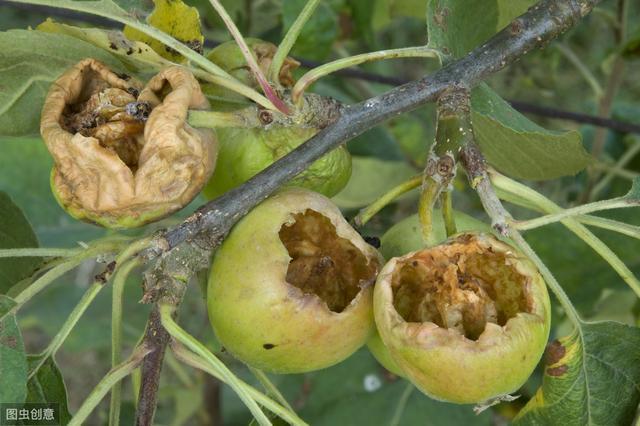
left=135, top=305, right=169, bottom=426
left=153, top=0, right=601, bottom=256
left=135, top=244, right=210, bottom=425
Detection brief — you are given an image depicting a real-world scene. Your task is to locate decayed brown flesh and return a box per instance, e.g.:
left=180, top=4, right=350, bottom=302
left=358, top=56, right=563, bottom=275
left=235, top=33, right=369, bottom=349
left=391, top=235, right=532, bottom=340
left=280, top=210, right=378, bottom=313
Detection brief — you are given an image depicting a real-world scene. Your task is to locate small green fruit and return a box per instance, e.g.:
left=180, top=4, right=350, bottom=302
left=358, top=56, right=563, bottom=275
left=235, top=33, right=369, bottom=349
left=203, top=125, right=351, bottom=199
left=374, top=232, right=551, bottom=403
left=207, top=188, right=382, bottom=373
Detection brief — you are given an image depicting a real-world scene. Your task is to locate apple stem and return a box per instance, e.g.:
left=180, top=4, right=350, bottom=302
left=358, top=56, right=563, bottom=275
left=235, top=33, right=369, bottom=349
left=207, top=0, right=289, bottom=114
left=353, top=175, right=422, bottom=227
left=269, top=0, right=321, bottom=83
left=440, top=191, right=457, bottom=237
left=418, top=88, right=471, bottom=243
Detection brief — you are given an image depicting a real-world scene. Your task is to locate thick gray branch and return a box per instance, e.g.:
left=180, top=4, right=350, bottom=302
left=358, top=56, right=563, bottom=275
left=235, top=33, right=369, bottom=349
left=157, top=0, right=600, bottom=253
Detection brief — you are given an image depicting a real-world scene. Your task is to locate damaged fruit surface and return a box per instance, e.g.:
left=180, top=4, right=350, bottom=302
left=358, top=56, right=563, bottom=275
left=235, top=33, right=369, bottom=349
left=207, top=188, right=382, bottom=373
left=40, top=59, right=216, bottom=228
left=374, top=232, right=551, bottom=403
left=367, top=210, right=490, bottom=372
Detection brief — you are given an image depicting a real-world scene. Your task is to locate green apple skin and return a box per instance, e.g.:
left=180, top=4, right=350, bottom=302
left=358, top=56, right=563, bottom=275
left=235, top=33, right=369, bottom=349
left=366, top=329, right=405, bottom=376
left=203, top=125, right=351, bottom=200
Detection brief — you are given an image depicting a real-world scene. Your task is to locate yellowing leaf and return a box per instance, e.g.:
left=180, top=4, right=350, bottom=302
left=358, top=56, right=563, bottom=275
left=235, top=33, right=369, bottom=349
left=37, top=19, right=169, bottom=71
left=123, top=0, right=204, bottom=63
left=515, top=322, right=640, bottom=426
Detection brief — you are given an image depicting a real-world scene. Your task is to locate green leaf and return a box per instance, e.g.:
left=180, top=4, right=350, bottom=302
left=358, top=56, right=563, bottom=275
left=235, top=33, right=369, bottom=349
left=36, top=19, right=168, bottom=72
left=588, top=289, right=637, bottom=325
left=26, top=355, right=72, bottom=425
left=0, top=138, right=55, bottom=229
left=332, top=157, right=416, bottom=209
left=0, top=192, right=40, bottom=295
left=0, top=29, right=127, bottom=137
left=123, top=0, right=204, bottom=63
left=426, top=0, right=536, bottom=58
left=283, top=0, right=339, bottom=60
left=347, top=126, right=406, bottom=161
left=496, top=0, right=536, bottom=30
left=516, top=321, right=640, bottom=425
left=425, top=3, right=590, bottom=180
left=388, top=115, right=432, bottom=168
left=0, top=137, right=106, bottom=246
left=472, top=84, right=592, bottom=180
left=426, top=0, right=498, bottom=58
left=391, top=0, right=427, bottom=19
left=346, top=0, right=391, bottom=43
left=0, top=295, right=28, bottom=404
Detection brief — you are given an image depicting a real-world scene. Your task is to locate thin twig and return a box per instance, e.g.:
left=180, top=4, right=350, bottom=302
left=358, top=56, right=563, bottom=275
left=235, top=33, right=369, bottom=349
left=507, top=101, right=640, bottom=134
left=135, top=243, right=209, bottom=425
left=135, top=305, right=170, bottom=426
left=419, top=87, right=470, bottom=241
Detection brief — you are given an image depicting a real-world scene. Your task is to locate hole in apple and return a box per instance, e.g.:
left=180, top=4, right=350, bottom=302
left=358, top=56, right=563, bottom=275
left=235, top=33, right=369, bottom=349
left=390, top=234, right=533, bottom=341
left=279, top=209, right=378, bottom=313
left=62, top=72, right=149, bottom=171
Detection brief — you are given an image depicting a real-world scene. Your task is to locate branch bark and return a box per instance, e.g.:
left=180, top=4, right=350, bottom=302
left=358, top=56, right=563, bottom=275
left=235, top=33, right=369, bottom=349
left=135, top=245, right=209, bottom=425
left=135, top=305, right=170, bottom=426
left=154, top=0, right=601, bottom=256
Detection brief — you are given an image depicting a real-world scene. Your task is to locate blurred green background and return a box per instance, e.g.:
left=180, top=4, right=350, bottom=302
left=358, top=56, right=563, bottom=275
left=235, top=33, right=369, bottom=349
left=1, top=0, right=639, bottom=424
